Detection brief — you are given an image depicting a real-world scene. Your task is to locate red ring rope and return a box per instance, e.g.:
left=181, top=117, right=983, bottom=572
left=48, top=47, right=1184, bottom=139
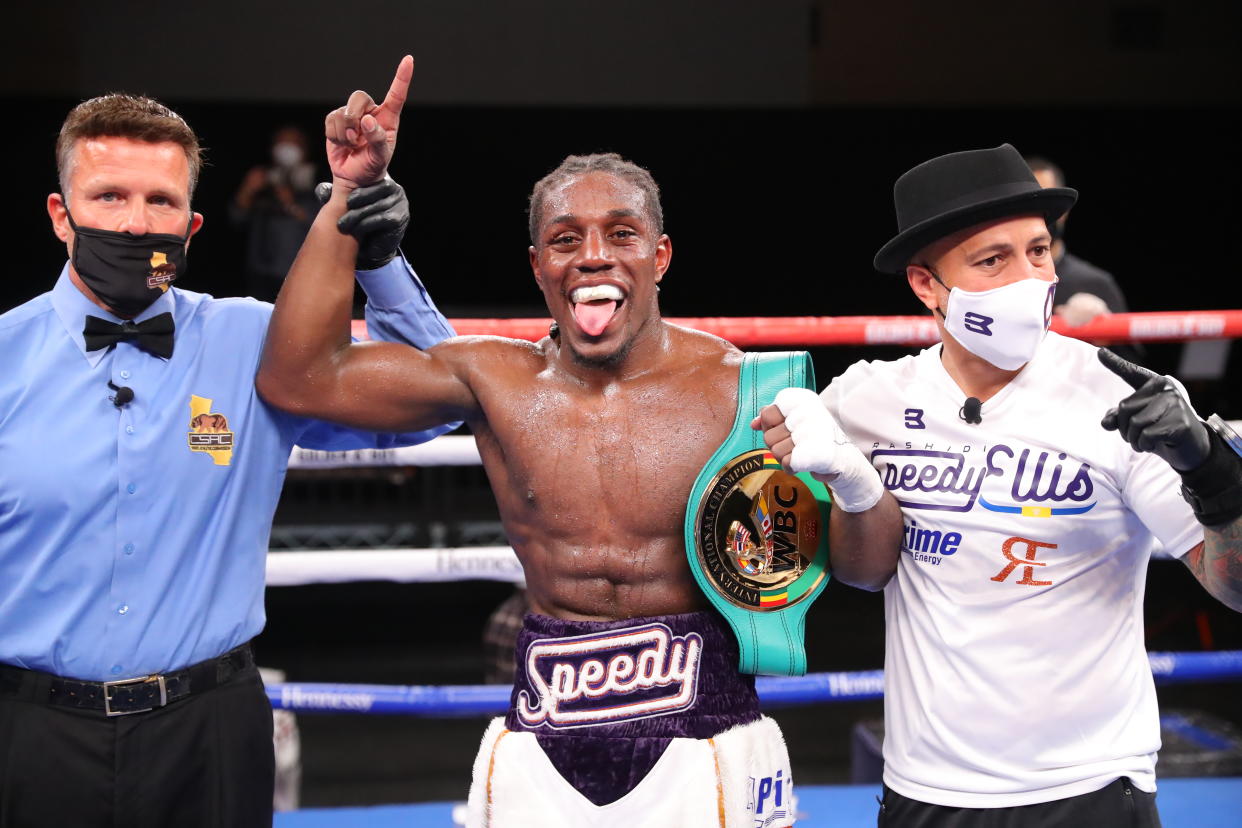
left=351, top=311, right=1242, bottom=346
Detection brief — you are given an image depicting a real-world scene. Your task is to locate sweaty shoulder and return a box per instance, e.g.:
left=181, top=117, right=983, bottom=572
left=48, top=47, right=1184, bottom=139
left=654, top=324, right=743, bottom=401
left=427, top=334, right=547, bottom=380
left=665, top=322, right=743, bottom=367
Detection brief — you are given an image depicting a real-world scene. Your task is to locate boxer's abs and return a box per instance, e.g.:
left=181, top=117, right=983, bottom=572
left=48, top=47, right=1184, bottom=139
left=515, top=535, right=711, bottom=619
left=480, top=407, right=731, bottom=620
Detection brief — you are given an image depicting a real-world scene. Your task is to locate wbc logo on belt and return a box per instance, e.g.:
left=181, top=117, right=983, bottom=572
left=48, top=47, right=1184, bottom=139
left=516, top=623, right=703, bottom=729
left=694, top=451, right=827, bottom=611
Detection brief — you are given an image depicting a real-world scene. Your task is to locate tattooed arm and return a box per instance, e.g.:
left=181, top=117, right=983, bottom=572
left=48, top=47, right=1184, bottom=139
left=1182, top=520, right=1242, bottom=613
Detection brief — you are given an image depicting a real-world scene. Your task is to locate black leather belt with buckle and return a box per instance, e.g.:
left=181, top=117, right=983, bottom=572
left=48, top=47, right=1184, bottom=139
left=0, top=643, right=255, bottom=717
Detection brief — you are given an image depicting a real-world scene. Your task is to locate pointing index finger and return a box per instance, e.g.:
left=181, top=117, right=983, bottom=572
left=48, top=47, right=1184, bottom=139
left=378, top=54, right=414, bottom=117
left=1097, top=347, right=1158, bottom=391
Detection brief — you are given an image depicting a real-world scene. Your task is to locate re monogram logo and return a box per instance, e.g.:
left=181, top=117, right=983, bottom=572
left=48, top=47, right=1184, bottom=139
left=991, top=536, right=1056, bottom=586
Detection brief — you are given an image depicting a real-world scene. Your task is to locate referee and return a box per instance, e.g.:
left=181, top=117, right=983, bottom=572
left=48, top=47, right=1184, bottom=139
left=0, top=88, right=453, bottom=825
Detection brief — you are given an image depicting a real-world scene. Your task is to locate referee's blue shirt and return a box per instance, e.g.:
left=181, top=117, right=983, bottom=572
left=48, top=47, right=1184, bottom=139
left=0, top=260, right=457, bottom=681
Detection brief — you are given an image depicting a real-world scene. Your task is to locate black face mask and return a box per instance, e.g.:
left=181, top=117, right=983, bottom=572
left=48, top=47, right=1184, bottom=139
left=64, top=206, right=192, bottom=318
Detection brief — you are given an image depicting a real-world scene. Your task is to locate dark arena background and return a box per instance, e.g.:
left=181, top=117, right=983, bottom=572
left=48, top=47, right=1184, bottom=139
left=3, top=1, right=1240, bottom=823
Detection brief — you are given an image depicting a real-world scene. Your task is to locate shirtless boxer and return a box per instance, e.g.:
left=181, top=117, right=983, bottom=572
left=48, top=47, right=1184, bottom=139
left=257, top=58, right=902, bottom=827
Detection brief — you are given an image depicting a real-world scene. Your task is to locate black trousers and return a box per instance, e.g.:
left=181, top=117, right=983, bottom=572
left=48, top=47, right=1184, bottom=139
left=0, top=668, right=274, bottom=828
left=878, top=778, right=1161, bottom=827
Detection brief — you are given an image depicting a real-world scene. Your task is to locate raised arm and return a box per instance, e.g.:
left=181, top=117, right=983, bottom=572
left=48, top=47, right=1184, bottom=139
left=257, top=56, right=476, bottom=433
left=330, top=176, right=457, bottom=350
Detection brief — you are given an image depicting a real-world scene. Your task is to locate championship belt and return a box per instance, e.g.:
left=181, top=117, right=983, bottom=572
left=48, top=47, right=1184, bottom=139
left=684, top=352, right=831, bottom=676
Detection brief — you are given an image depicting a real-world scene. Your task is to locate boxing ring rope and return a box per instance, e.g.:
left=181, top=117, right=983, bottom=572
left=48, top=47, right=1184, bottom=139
left=289, top=436, right=481, bottom=469
left=279, top=306, right=1242, bottom=599
left=304, top=308, right=1242, bottom=473
left=272, top=310, right=1242, bottom=717
left=264, top=651, right=1242, bottom=715
left=266, top=546, right=522, bottom=586
left=350, top=309, right=1242, bottom=346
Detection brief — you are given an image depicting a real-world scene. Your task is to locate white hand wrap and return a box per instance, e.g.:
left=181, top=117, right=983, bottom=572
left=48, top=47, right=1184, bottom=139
left=773, top=387, right=884, bottom=513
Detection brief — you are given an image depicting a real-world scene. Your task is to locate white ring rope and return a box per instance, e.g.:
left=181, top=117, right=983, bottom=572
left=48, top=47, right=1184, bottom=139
left=288, top=435, right=481, bottom=468
left=266, top=546, right=524, bottom=586
left=274, top=379, right=1238, bottom=584
left=286, top=426, right=1242, bottom=470
left=266, top=544, right=1187, bottom=587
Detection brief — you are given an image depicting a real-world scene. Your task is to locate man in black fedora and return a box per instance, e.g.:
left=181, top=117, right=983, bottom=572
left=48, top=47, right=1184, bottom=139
left=754, top=143, right=1242, bottom=824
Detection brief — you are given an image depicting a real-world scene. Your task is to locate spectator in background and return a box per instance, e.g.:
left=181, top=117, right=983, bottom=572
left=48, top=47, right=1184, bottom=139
left=1024, top=155, right=1130, bottom=325
left=231, top=126, right=321, bottom=301
left=1026, top=155, right=1143, bottom=363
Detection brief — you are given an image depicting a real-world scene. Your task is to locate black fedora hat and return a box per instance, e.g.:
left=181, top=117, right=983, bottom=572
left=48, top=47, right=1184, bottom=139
left=873, top=143, right=1077, bottom=274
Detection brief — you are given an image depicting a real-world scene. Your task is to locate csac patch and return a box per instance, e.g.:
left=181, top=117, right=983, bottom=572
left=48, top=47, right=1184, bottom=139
left=187, top=394, right=234, bottom=466
left=148, top=251, right=177, bottom=290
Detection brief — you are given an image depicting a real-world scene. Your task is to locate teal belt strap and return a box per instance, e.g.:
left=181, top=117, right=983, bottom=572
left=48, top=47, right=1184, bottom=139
left=684, top=351, right=832, bottom=676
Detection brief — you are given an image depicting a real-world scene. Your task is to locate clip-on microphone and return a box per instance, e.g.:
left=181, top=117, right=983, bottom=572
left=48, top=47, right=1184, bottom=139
left=959, top=396, right=982, bottom=425
left=107, top=380, right=135, bottom=409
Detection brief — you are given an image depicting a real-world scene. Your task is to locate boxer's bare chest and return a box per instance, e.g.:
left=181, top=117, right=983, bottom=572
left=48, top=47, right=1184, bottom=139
left=476, top=356, right=739, bottom=543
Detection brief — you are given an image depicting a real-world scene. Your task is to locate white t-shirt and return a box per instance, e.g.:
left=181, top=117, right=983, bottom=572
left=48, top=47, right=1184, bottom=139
left=822, top=332, right=1204, bottom=808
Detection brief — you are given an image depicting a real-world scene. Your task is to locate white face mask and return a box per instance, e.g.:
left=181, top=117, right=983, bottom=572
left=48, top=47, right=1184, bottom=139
left=939, top=276, right=1058, bottom=371
left=271, top=142, right=304, bottom=168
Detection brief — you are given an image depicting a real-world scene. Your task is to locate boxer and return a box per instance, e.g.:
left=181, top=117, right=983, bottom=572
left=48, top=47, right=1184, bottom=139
left=257, top=57, right=903, bottom=826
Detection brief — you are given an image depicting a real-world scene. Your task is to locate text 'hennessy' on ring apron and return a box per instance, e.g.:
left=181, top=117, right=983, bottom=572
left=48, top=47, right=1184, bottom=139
left=684, top=352, right=831, bottom=677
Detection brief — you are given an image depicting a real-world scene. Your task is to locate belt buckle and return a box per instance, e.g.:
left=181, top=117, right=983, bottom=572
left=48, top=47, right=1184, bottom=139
left=102, top=675, right=167, bottom=717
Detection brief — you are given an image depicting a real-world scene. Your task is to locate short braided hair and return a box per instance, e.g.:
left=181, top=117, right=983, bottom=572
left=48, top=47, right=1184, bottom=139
left=528, top=153, right=663, bottom=244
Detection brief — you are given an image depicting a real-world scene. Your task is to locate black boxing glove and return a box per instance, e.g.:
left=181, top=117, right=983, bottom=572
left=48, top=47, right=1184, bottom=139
left=315, top=176, right=410, bottom=271
left=1099, top=348, right=1242, bottom=526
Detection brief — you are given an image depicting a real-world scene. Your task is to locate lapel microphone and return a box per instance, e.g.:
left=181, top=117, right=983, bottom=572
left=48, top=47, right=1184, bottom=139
left=107, top=380, right=135, bottom=409
left=959, top=396, right=983, bottom=424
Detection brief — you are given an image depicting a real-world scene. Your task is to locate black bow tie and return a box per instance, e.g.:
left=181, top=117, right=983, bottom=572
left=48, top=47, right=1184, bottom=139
left=83, top=313, right=175, bottom=359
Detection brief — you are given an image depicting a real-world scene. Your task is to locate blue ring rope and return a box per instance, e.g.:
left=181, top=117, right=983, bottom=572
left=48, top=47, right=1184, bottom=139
left=266, top=650, right=1242, bottom=715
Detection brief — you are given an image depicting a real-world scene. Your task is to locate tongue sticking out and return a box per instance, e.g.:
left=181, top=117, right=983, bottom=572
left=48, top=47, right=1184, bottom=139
left=573, top=301, right=617, bottom=337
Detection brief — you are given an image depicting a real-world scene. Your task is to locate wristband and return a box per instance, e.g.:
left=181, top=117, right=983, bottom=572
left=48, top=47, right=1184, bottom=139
left=1179, top=422, right=1242, bottom=527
